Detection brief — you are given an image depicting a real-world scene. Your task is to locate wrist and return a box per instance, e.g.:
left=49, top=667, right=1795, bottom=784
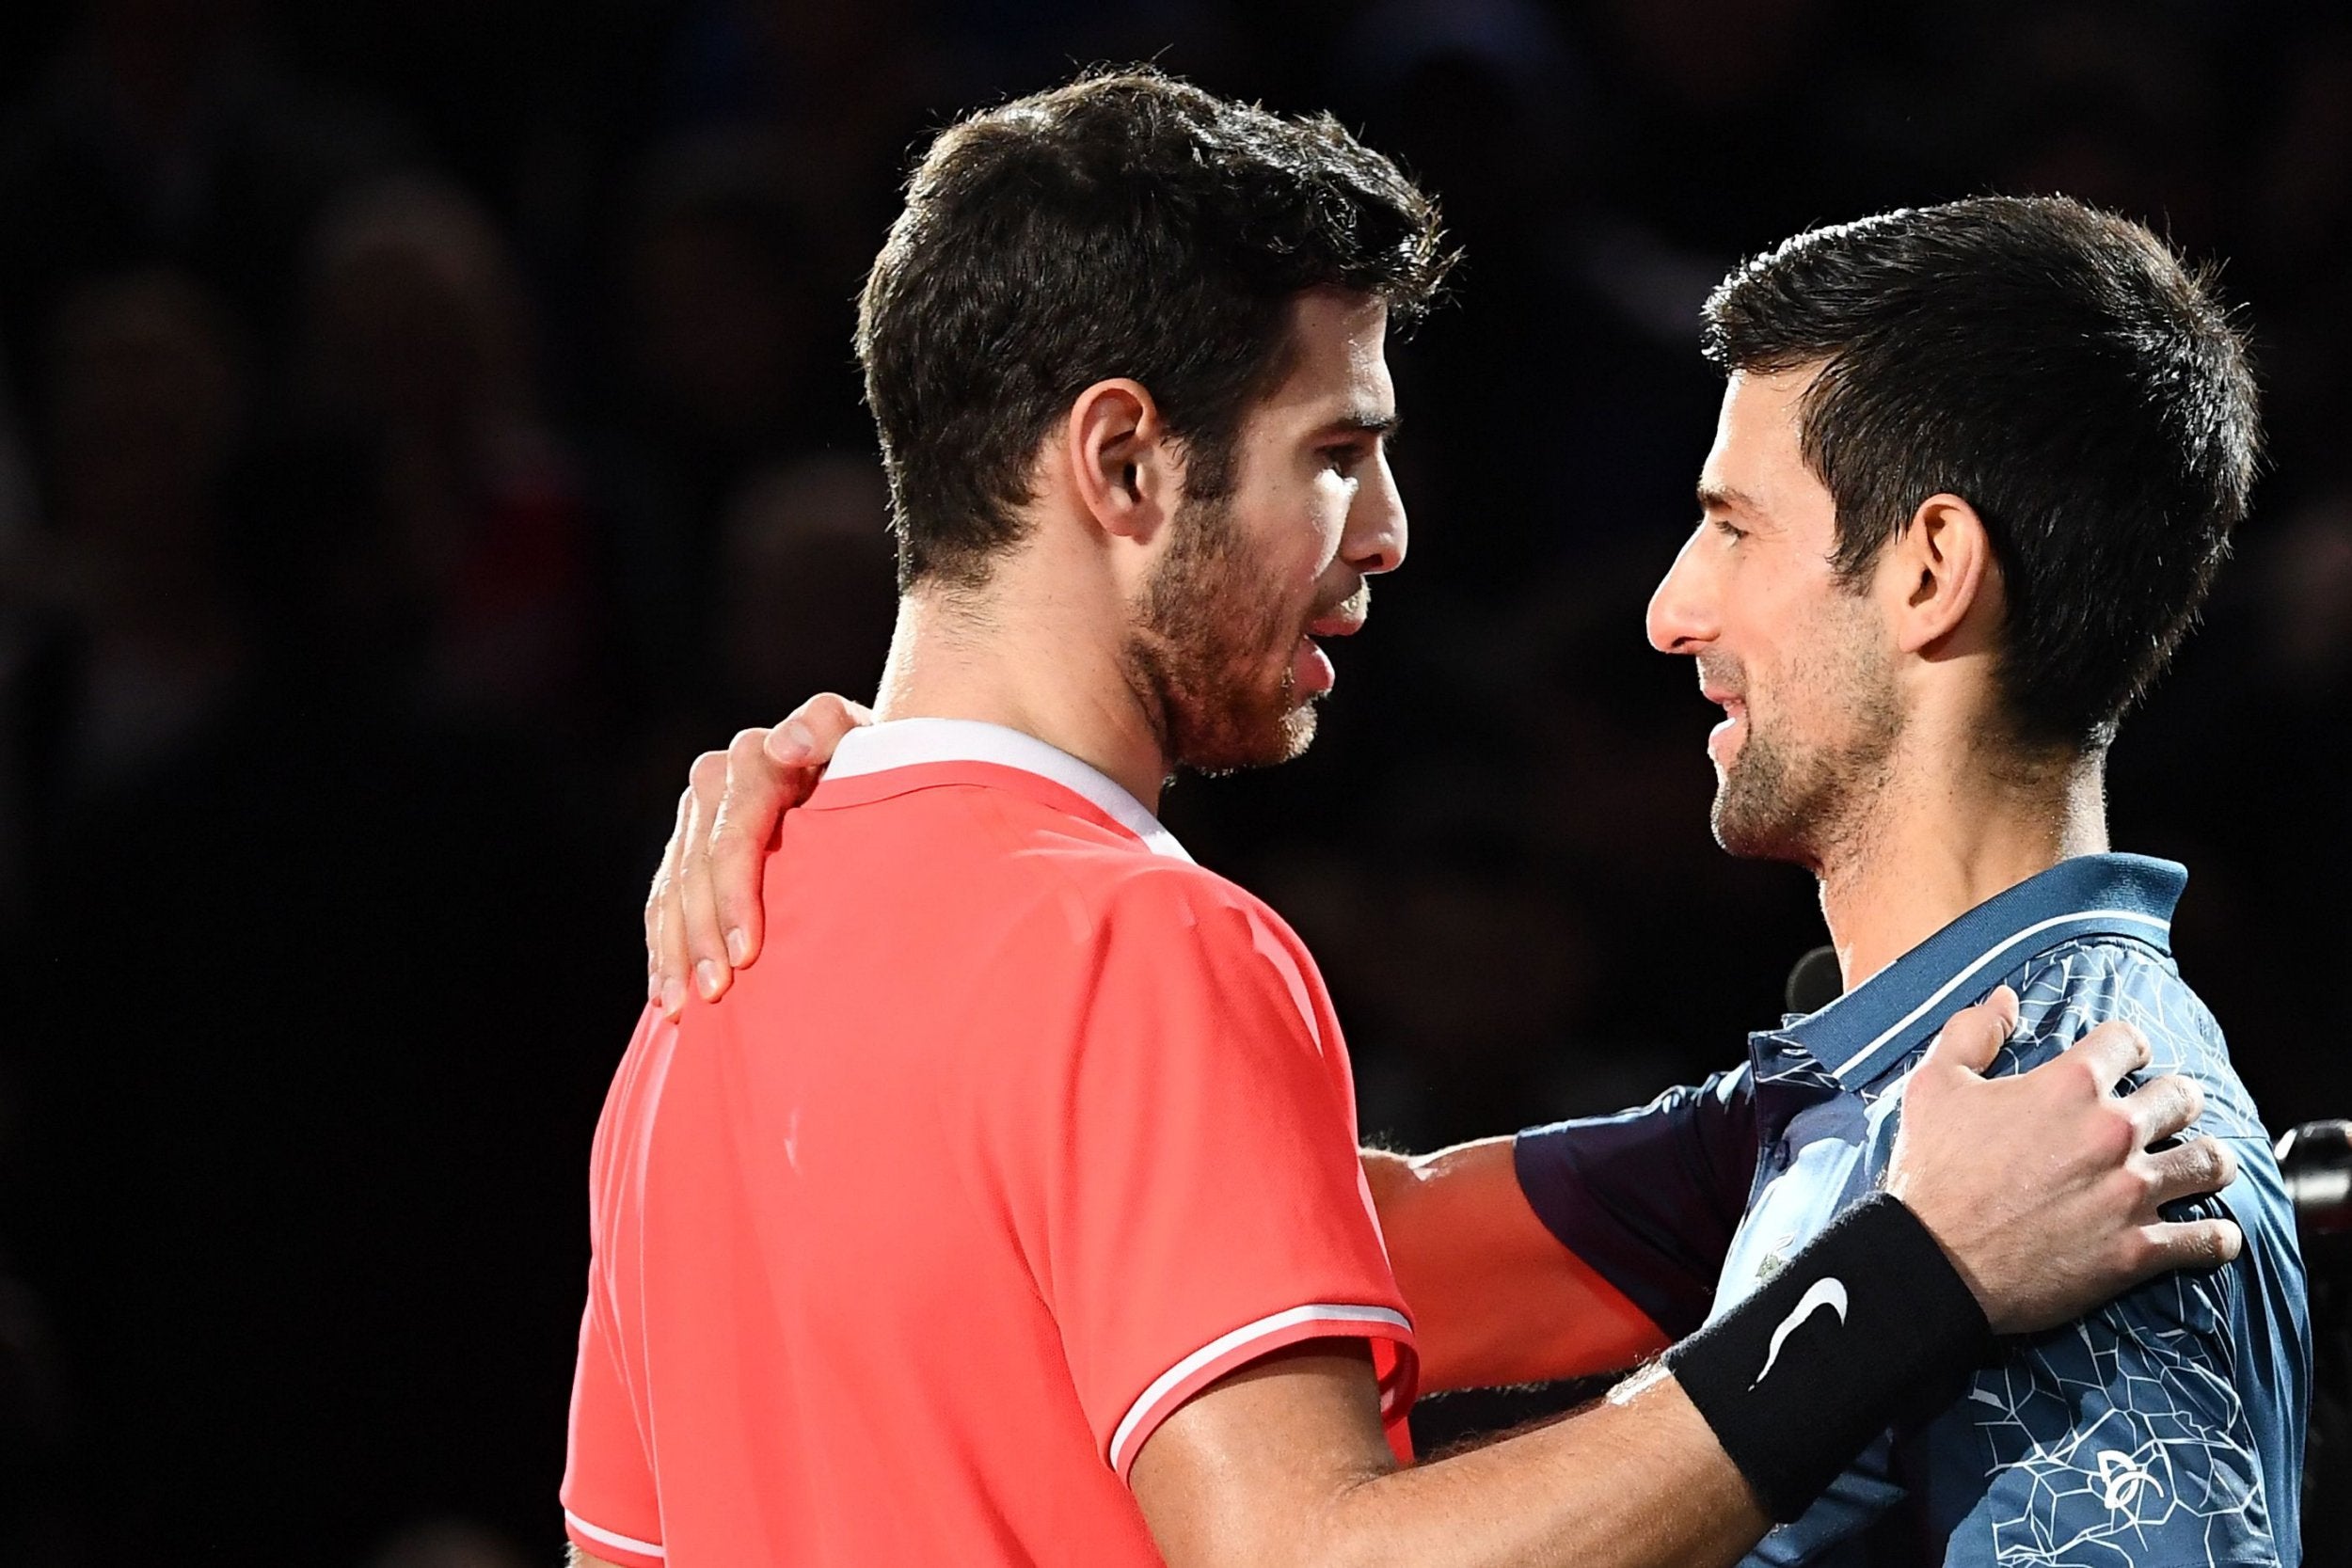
left=1879, top=1181, right=1995, bottom=1323
left=1661, top=1192, right=1991, bottom=1522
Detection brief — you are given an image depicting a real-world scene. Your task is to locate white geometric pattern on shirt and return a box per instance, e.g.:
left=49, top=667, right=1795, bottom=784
left=1969, top=941, right=2272, bottom=1568
left=1969, top=1282, right=2264, bottom=1567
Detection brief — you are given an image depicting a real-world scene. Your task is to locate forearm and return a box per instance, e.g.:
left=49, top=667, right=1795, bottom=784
left=1362, top=1142, right=1668, bottom=1390
left=1140, top=1197, right=1994, bottom=1568
left=1320, top=1369, right=1764, bottom=1568
left=1137, top=1344, right=1763, bottom=1568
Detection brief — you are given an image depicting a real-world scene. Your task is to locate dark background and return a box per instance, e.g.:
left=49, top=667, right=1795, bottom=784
left=0, top=1, right=2344, bottom=1562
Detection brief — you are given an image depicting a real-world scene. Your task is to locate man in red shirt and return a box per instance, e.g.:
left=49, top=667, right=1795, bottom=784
left=572, top=69, right=2236, bottom=1568
left=568, top=714, right=1421, bottom=1565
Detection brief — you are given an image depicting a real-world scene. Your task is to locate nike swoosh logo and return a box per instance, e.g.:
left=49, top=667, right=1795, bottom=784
left=1750, top=1276, right=1848, bottom=1388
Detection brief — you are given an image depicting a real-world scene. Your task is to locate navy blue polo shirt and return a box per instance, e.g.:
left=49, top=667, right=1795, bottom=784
left=1517, top=855, right=2310, bottom=1566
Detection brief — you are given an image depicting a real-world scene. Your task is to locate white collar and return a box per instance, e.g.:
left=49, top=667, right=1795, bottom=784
left=827, top=718, right=1192, bottom=863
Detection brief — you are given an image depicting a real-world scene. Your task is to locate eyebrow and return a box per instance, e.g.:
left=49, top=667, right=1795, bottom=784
left=1695, top=481, right=1758, bottom=514
left=1317, top=408, right=1402, bottom=442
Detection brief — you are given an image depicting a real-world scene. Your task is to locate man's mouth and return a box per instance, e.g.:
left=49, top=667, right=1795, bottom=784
left=1294, top=593, right=1369, bottom=699
left=1704, top=688, right=1748, bottom=764
left=1293, top=635, right=1338, bottom=697
left=1294, top=617, right=1359, bottom=698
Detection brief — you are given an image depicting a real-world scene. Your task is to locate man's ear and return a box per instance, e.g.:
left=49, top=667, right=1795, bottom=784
left=1886, top=494, right=1998, bottom=656
left=1062, top=378, right=1180, bottom=544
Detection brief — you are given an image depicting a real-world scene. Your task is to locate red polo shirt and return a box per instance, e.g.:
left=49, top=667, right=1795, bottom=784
left=561, top=719, right=1417, bottom=1566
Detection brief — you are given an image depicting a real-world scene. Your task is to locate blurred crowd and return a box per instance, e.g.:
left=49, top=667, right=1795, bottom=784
left=0, top=0, right=2347, bottom=1561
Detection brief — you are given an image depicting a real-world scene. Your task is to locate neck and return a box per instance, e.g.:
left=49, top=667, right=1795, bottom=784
left=1818, top=736, right=2108, bottom=990
left=870, top=572, right=1173, bottom=811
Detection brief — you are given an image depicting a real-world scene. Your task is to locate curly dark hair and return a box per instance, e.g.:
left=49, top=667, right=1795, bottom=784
left=856, top=66, right=1452, bottom=590
left=1704, top=196, right=2261, bottom=754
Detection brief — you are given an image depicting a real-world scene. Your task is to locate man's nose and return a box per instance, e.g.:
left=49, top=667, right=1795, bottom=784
left=1346, top=451, right=1407, bottom=576
left=1646, top=526, right=1719, bottom=654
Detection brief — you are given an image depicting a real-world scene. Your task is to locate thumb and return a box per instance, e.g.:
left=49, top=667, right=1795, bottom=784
left=1922, top=985, right=2020, bottom=1077
left=765, top=692, right=870, bottom=768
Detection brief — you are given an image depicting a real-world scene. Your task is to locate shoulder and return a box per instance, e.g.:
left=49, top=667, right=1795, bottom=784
left=1518, top=1063, right=1757, bottom=1154
left=1025, top=861, right=1350, bottom=1117
left=947, top=833, right=1327, bottom=1030
left=1089, top=859, right=1325, bottom=1007
left=806, top=780, right=1318, bottom=1024
left=1997, top=938, right=2265, bottom=1139
left=957, top=817, right=1308, bottom=954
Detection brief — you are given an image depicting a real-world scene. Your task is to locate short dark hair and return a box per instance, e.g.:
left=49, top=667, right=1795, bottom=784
left=856, top=67, right=1451, bottom=589
left=1703, top=196, right=2260, bottom=753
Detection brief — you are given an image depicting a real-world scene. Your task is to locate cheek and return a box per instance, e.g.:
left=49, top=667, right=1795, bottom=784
left=1724, top=565, right=1808, bottom=687
left=1770, top=600, right=1885, bottom=739
left=1254, top=484, right=1347, bottom=589
left=1227, top=471, right=1351, bottom=616
left=1295, top=476, right=1353, bottom=575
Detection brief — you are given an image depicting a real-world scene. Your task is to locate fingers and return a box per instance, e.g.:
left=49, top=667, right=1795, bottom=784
left=646, top=782, right=699, bottom=1018
left=2112, top=1136, right=2242, bottom=1295
left=646, top=698, right=873, bottom=1020
left=707, top=726, right=799, bottom=973
left=1920, top=986, right=2020, bottom=1076
left=2138, top=1132, right=2240, bottom=1212
left=675, top=748, right=734, bottom=1006
left=2120, top=1070, right=2205, bottom=1150
left=646, top=698, right=869, bottom=1019
left=2066, top=1018, right=2153, bottom=1093
left=2135, top=1215, right=2244, bottom=1276
left=644, top=791, right=681, bottom=1002
left=767, top=692, right=871, bottom=768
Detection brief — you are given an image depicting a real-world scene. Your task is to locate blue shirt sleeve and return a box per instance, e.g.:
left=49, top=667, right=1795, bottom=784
left=1938, top=1209, right=2293, bottom=1566
left=1512, top=1066, right=1758, bottom=1338
left=1920, top=943, right=2309, bottom=1568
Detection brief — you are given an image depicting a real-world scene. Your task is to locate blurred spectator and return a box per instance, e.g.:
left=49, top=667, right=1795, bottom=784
left=41, top=269, right=251, bottom=790
left=0, top=0, right=408, bottom=368
left=294, top=175, right=599, bottom=731
left=615, top=133, right=846, bottom=504
left=592, top=129, right=885, bottom=755
left=10, top=208, right=626, bottom=1568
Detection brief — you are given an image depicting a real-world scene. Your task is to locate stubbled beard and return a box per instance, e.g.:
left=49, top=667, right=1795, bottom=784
left=1709, top=631, right=1903, bottom=868
left=1122, top=492, right=1321, bottom=774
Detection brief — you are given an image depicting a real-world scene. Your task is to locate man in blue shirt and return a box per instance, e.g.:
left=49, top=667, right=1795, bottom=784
left=1518, top=198, right=2307, bottom=1565
left=644, top=197, right=2305, bottom=1564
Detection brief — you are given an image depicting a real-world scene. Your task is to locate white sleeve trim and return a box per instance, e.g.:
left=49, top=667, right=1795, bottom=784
left=1107, top=1302, right=1413, bottom=1471
left=565, top=1509, right=666, bottom=1560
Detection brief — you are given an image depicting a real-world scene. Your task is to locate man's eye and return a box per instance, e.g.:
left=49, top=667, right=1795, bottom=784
left=1324, top=446, right=1365, bottom=474
left=1711, top=517, right=1748, bottom=542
